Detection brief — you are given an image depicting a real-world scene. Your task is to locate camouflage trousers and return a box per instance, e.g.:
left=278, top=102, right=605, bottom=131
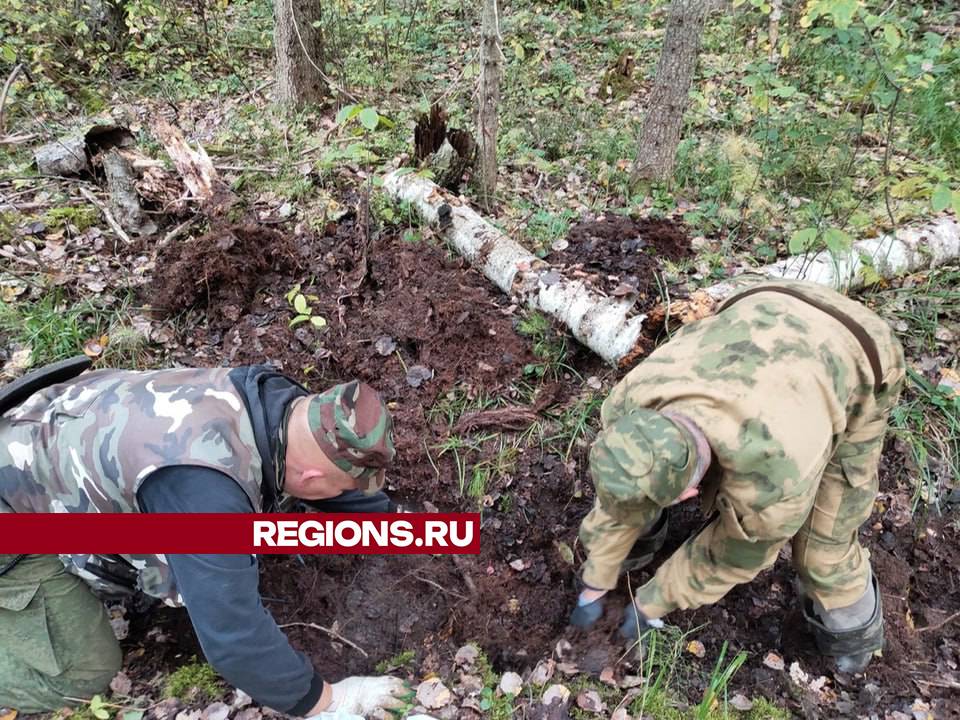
left=792, top=371, right=904, bottom=610
left=0, top=554, right=122, bottom=712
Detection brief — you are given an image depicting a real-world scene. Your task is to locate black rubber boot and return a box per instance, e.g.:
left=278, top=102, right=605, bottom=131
left=620, top=512, right=669, bottom=575
left=802, top=573, right=884, bottom=673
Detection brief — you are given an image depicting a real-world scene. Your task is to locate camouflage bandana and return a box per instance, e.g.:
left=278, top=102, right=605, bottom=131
left=589, top=408, right=698, bottom=526
left=307, top=380, right=395, bottom=493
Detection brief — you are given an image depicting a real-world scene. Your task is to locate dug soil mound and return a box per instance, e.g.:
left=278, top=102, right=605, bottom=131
left=135, top=212, right=960, bottom=716
left=547, top=214, right=693, bottom=314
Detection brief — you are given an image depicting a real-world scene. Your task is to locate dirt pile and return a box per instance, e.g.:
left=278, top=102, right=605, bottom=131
left=548, top=214, right=693, bottom=314
left=137, top=212, right=960, bottom=716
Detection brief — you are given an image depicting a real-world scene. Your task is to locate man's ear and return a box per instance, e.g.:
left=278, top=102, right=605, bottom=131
left=671, top=486, right=700, bottom=505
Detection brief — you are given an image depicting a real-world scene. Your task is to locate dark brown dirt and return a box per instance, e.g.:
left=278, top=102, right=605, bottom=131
left=151, top=223, right=300, bottom=323
left=548, top=214, right=694, bottom=314
left=134, top=212, right=960, bottom=717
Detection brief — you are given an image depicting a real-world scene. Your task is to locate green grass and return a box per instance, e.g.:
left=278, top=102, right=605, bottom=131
left=374, top=649, right=416, bottom=674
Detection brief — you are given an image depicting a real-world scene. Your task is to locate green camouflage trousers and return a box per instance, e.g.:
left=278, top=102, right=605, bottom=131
left=0, top=554, right=122, bottom=713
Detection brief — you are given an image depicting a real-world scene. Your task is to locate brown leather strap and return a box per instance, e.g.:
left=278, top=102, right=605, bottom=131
left=718, top=286, right=886, bottom=395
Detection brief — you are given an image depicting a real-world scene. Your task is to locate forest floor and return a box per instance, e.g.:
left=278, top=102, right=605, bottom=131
left=2, top=0, right=959, bottom=719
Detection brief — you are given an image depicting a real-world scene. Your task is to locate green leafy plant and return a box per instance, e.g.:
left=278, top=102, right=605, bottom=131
left=88, top=695, right=111, bottom=720
left=335, top=103, right=395, bottom=132
left=285, top=284, right=327, bottom=329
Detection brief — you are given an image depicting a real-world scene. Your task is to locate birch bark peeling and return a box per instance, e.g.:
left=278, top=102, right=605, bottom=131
left=383, top=171, right=649, bottom=365
left=702, top=217, right=960, bottom=301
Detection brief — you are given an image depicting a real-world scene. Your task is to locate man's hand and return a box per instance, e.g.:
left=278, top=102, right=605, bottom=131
left=618, top=600, right=665, bottom=642
left=569, top=587, right=608, bottom=629
left=320, top=676, right=408, bottom=717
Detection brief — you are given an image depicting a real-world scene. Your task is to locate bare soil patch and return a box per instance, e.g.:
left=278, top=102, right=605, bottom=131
left=130, top=211, right=960, bottom=717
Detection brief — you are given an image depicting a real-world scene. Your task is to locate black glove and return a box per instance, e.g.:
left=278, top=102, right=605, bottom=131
left=619, top=601, right=664, bottom=642
left=570, top=594, right=605, bottom=629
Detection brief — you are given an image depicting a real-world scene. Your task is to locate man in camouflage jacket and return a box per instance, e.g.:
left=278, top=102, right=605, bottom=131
left=570, top=277, right=905, bottom=674
left=0, top=365, right=407, bottom=717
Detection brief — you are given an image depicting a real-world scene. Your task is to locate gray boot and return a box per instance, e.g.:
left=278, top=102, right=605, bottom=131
left=801, top=571, right=884, bottom=673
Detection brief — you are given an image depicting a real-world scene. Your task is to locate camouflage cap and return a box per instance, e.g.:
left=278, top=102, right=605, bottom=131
left=307, top=380, right=396, bottom=493
left=589, top=408, right=698, bottom=526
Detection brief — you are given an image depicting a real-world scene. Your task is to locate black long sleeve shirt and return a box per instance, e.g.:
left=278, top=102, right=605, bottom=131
left=137, top=466, right=324, bottom=715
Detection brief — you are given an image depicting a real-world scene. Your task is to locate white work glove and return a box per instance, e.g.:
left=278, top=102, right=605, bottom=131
left=309, top=675, right=408, bottom=719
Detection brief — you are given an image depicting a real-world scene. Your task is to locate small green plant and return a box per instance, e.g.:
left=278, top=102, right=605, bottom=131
left=516, top=311, right=570, bottom=379
left=88, top=695, right=111, bottom=720
left=695, top=641, right=748, bottom=719
left=285, top=284, right=327, bottom=329
left=374, top=649, right=416, bottom=674
left=163, top=657, right=221, bottom=700
left=335, top=103, right=395, bottom=133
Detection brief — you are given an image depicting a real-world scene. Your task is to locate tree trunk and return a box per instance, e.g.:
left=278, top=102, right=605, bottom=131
left=383, top=169, right=960, bottom=366
left=477, top=0, right=502, bottom=207
left=633, top=0, right=711, bottom=181
left=274, top=0, right=327, bottom=106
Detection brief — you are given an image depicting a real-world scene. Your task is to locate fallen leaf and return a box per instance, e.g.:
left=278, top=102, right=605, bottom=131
left=85, top=280, right=106, bottom=293
left=541, top=684, right=570, bottom=707
left=556, top=662, right=579, bottom=675
left=576, top=690, right=605, bottom=713
left=406, top=364, right=434, bottom=388
left=788, top=661, right=809, bottom=686
left=109, top=671, right=133, bottom=696
left=455, top=644, right=480, bottom=667
left=540, top=270, right=562, bottom=286
left=456, top=673, right=483, bottom=695
left=611, top=282, right=638, bottom=297
left=531, top=659, right=555, bottom=686
left=730, top=694, right=753, bottom=711
left=610, top=710, right=632, bottom=720
left=231, top=690, right=252, bottom=709
left=374, top=335, right=397, bottom=356
left=554, top=639, right=572, bottom=659
left=1, top=346, right=32, bottom=378
left=200, top=702, right=229, bottom=720
left=509, top=559, right=527, bottom=572
left=554, top=540, right=575, bottom=566
left=938, top=367, right=960, bottom=397
left=585, top=376, right=602, bottom=390
left=619, top=675, right=644, bottom=689
left=1, top=711, right=18, bottom=720
left=416, top=678, right=453, bottom=709
left=499, top=671, right=523, bottom=695
left=233, top=711, right=260, bottom=720
left=550, top=239, right=569, bottom=251
left=599, top=667, right=617, bottom=686
left=83, top=338, right=105, bottom=358
left=687, top=640, right=706, bottom=658
left=763, top=651, right=785, bottom=671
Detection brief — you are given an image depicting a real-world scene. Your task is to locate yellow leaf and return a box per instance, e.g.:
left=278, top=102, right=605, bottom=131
left=1, top=710, right=18, bottom=720
left=687, top=640, right=706, bottom=658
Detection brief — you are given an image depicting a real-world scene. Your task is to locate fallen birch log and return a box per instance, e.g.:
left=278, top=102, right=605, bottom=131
left=383, top=170, right=651, bottom=365
left=701, top=216, right=960, bottom=301
left=384, top=170, right=960, bottom=365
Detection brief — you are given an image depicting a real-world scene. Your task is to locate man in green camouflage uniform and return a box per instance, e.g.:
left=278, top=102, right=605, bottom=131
left=0, top=365, right=407, bottom=717
left=570, top=277, right=905, bottom=673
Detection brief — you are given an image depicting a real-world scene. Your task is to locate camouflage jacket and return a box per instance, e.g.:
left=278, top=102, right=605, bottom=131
left=580, top=277, right=905, bottom=616
left=0, top=368, right=266, bottom=605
